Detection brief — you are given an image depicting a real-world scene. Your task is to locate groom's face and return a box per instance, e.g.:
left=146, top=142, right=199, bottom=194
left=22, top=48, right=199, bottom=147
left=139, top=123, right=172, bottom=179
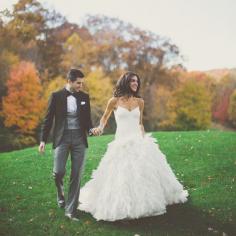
left=69, top=77, right=84, bottom=92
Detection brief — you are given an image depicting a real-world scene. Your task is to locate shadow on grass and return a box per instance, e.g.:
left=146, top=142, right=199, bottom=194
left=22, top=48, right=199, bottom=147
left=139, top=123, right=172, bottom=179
left=95, top=202, right=236, bottom=236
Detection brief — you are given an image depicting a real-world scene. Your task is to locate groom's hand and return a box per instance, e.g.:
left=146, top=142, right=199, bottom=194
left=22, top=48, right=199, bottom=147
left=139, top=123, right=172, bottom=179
left=38, top=141, right=45, bottom=154
left=91, top=127, right=102, bottom=136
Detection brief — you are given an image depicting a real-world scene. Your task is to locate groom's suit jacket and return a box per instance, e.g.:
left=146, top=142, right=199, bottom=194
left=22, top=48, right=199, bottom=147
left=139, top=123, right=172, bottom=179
left=40, top=88, right=93, bottom=148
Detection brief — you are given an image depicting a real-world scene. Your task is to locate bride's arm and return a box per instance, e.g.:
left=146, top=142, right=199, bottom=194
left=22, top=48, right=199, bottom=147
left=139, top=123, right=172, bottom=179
left=96, top=97, right=117, bottom=134
left=139, top=98, right=145, bottom=136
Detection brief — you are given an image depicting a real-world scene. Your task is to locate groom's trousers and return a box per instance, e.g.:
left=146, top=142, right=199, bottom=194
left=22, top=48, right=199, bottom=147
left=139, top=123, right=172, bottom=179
left=53, top=129, right=86, bottom=215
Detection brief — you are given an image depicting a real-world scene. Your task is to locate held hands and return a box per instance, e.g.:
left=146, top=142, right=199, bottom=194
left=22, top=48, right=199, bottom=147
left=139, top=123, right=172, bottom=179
left=91, top=127, right=103, bottom=136
left=90, top=123, right=104, bottom=136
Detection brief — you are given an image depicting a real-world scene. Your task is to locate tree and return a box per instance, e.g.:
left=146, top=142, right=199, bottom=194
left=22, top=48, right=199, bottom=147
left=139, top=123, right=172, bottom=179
left=82, top=15, right=182, bottom=81
left=173, top=79, right=212, bottom=130
left=228, top=89, right=236, bottom=127
left=2, top=0, right=66, bottom=78
left=152, top=85, right=177, bottom=130
left=212, top=74, right=236, bottom=124
left=0, top=50, right=19, bottom=102
left=2, top=61, right=45, bottom=134
left=61, top=33, right=94, bottom=74
left=43, top=76, right=66, bottom=101
left=83, top=69, right=113, bottom=127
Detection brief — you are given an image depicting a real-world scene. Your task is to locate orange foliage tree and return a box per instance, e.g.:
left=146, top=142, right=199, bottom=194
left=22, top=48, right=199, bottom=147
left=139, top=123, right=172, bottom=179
left=2, top=61, right=45, bottom=134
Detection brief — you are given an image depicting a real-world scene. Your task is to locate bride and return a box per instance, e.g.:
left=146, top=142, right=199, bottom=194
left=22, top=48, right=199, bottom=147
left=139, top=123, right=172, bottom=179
left=78, top=71, right=189, bottom=221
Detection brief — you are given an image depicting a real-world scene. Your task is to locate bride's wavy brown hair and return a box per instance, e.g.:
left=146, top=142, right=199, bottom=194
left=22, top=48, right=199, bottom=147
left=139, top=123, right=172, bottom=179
left=113, top=71, right=141, bottom=98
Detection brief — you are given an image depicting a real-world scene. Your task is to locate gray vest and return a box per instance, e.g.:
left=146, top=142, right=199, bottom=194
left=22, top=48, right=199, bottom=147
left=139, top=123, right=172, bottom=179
left=65, top=111, right=80, bottom=130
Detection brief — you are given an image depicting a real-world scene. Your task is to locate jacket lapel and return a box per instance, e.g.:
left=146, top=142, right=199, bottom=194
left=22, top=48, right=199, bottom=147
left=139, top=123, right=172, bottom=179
left=76, top=92, right=82, bottom=116
left=61, top=88, right=67, bottom=117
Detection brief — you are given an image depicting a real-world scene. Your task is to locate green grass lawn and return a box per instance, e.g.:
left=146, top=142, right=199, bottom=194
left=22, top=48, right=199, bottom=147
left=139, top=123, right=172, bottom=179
left=0, top=130, right=236, bottom=236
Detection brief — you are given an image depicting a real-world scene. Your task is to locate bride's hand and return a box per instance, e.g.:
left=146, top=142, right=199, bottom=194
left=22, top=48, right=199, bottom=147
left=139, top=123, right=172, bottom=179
left=92, top=127, right=103, bottom=136
left=96, top=123, right=105, bottom=136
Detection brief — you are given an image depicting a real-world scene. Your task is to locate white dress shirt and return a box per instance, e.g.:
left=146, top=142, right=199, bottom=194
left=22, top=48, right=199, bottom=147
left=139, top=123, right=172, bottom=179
left=65, top=85, right=77, bottom=112
left=65, top=85, right=94, bottom=135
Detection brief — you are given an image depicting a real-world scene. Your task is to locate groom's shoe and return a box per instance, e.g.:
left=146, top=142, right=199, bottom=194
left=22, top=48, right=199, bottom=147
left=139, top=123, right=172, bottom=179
left=58, top=200, right=65, bottom=209
left=65, top=213, right=79, bottom=221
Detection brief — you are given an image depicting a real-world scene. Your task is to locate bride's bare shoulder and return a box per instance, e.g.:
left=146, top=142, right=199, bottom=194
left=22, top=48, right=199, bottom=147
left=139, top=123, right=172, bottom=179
left=107, top=97, right=118, bottom=108
left=137, top=97, right=144, bottom=107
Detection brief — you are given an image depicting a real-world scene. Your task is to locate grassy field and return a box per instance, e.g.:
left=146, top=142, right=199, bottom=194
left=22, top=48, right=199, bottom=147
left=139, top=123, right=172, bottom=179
left=0, top=130, right=235, bottom=236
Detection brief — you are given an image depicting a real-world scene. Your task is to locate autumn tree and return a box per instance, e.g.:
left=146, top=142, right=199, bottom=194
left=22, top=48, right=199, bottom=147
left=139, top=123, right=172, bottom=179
left=82, top=15, right=182, bottom=82
left=212, top=73, right=236, bottom=124
left=0, top=50, right=19, bottom=102
left=43, top=76, right=66, bottom=101
left=173, top=79, right=212, bottom=130
left=228, top=89, right=236, bottom=127
left=2, top=61, right=44, bottom=134
left=2, top=0, right=66, bottom=78
left=83, top=69, right=113, bottom=127
left=151, top=85, right=177, bottom=130
left=61, top=33, right=94, bottom=75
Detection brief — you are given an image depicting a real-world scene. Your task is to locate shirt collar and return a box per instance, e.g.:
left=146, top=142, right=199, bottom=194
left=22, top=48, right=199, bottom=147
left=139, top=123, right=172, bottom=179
left=65, top=84, right=73, bottom=93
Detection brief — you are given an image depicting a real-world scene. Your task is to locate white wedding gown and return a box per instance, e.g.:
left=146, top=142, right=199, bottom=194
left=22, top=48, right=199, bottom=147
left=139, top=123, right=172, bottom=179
left=78, top=106, right=188, bottom=221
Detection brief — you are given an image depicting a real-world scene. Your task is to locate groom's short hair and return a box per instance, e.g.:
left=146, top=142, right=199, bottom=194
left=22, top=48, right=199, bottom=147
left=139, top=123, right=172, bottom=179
left=67, top=68, right=84, bottom=81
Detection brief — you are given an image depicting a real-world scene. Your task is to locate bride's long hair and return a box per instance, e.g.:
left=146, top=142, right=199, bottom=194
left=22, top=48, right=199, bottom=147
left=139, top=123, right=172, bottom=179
left=114, top=71, right=141, bottom=97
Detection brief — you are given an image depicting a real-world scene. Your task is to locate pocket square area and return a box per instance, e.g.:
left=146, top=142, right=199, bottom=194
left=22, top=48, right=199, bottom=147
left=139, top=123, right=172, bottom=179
left=81, top=101, right=86, bottom=105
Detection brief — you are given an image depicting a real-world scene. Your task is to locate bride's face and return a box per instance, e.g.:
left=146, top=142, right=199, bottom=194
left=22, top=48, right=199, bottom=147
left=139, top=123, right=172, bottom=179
left=129, top=76, right=138, bottom=92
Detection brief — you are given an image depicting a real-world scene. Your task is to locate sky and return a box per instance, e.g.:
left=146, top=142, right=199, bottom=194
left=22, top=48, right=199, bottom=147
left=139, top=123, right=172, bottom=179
left=1, top=0, right=236, bottom=71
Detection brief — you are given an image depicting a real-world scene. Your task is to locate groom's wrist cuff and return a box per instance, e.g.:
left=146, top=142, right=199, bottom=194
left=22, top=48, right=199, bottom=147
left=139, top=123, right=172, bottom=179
left=88, top=128, right=93, bottom=136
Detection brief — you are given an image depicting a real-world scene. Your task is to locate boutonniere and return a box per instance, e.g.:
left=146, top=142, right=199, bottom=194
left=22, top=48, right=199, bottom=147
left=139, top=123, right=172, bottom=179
left=81, top=101, right=86, bottom=105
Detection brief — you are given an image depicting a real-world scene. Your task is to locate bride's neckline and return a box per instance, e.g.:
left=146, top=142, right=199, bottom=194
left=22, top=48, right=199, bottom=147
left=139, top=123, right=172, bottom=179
left=115, top=105, right=140, bottom=112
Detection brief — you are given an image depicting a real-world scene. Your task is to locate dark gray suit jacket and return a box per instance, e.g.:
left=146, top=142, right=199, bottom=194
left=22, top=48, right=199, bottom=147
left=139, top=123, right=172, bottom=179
left=40, top=88, right=93, bottom=148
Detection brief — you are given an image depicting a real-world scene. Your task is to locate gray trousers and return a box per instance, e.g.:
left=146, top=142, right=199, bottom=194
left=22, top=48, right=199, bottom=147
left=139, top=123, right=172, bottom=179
left=53, top=129, right=86, bottom=215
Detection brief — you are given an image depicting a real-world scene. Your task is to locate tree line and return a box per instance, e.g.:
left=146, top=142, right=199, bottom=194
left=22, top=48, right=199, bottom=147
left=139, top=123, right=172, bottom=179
left=0, top=0, right=235, bottom=151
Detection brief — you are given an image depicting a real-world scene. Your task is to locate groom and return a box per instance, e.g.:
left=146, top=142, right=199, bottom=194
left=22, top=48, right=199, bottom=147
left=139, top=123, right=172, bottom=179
left=38, top=68, right=99, bottom=221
